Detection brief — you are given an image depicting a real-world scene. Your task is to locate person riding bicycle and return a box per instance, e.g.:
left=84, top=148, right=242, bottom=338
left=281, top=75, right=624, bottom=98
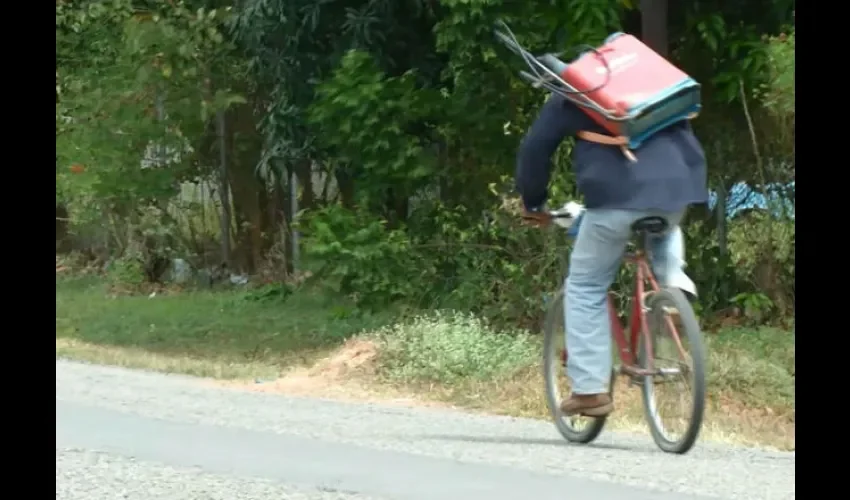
left=516, top=94, right=708, bottom=418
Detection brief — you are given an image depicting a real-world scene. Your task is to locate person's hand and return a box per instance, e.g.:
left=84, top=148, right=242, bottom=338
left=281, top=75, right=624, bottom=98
left=521, top=208, right=552, bottom=227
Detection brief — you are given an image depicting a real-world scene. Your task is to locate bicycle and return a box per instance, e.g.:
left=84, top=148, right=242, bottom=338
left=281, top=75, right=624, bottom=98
left=540, top=203, right=706, bottom=454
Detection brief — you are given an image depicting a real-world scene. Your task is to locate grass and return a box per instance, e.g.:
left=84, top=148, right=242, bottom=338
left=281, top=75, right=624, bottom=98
left=56, top=276, right=393, bottom=377
left=56, top=276, right=795, bottom=451
left=708, top=326, right=795, bottom=410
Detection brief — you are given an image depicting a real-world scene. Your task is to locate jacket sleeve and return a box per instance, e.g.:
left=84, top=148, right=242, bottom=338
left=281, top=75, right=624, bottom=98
left=515, top=95, right=585, bottom=210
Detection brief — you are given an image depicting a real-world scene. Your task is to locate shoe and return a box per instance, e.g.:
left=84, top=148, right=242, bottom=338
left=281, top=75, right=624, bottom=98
left=560, top=393, right=614, bottom=417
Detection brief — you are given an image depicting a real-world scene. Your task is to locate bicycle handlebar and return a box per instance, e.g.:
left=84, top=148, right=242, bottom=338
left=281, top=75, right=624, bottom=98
left=547, top=201, right=585, bottom=230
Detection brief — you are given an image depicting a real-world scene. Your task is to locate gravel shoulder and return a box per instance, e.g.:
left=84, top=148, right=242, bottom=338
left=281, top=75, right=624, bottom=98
left=57, top=449, right=385, bottom=500
left=56, top=360, right=795, bottom=500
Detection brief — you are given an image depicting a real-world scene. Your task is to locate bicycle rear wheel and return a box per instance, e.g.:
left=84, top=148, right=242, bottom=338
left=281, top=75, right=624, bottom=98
left=543, top=290, right=609, bottom=444
left=639, top=287, right=706, bottom=454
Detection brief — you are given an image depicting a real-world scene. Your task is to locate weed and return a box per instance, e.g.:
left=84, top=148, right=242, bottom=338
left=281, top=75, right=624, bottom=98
left=374, top=311, right=538, bottom=384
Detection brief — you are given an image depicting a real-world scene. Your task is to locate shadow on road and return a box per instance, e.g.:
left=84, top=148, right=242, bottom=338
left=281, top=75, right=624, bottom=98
left=412, top=434, right=642, bottom=452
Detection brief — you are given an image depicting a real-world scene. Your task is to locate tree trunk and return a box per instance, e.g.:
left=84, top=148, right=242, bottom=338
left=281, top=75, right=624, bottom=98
left=273, top=175, right=293, bottom=274
left=640, top=0, right=669, bottom=58
left=716, top=183, right=728, bottom=255
left=56, top=204, right=72, bottom=253
left=294, top=159, right=314, bottom=211
left=216, top=111, right=232, bottom=268
left=223, top=98, right=272, bottom=274
left=335, top=166, right=355, bottom=209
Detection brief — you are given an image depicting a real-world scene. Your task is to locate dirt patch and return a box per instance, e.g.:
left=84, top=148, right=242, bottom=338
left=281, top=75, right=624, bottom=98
left=217, top=338, right=449, bottom=409
left=212, top=339, right=793, bottom=450
left=308, top=338, right=380, bottom=378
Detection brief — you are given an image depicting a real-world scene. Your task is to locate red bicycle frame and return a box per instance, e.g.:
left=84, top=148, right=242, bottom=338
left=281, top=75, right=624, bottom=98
left=557, top=245, right=689, bottom=377
left=607, top=249, right=687, bottom=377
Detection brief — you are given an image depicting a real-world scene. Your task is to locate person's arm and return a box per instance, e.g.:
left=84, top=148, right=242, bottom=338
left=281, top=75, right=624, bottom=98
left=515, top=94, right=586, bottom=211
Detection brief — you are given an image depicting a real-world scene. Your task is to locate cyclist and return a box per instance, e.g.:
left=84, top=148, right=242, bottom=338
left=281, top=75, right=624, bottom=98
left=516, top=94, right=708, bottom=417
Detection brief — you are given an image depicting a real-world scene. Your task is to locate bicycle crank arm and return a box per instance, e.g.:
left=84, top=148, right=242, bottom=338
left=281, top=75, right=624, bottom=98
left=657, top=367, right=683, bottom=376
left=619, top=365, right=683, bottom=380
left=619, top=365, right=656, bottom=377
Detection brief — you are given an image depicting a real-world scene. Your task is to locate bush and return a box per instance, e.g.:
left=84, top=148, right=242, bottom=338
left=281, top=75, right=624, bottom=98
left=299, top=204, right=429, bottom=309
left=374, top=311, right=538, bottom=385
left=407, top=195, right=569, bottom=330
left=726, top=211, right=795, bottom=319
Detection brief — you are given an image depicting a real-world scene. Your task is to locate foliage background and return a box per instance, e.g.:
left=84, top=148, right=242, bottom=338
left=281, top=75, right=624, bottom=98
left=56, top=0, right=795, bottom=331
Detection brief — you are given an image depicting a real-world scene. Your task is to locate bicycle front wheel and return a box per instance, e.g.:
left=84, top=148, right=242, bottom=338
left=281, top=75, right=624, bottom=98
left=543, top=290, right=609, bottom=444
left=639, top=287, right=706, bottom=454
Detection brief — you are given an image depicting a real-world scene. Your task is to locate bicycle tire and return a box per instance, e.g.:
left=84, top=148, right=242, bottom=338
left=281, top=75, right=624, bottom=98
left=639, top=287, right=706, bottom=454
left=543, top=289, right=609, bottom=444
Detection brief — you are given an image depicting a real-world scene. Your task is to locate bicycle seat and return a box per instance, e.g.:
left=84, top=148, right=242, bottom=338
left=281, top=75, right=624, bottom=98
left=631, top=216, right=669, bottom=235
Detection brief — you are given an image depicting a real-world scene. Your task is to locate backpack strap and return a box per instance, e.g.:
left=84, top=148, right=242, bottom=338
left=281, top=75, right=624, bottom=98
left=576, top=131, right=637, bottom=162
left=576, top=112, right=700, bottom=163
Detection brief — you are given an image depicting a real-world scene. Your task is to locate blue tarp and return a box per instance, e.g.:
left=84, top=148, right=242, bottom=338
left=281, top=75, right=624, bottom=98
left=708, top=181, right=795, bottom=219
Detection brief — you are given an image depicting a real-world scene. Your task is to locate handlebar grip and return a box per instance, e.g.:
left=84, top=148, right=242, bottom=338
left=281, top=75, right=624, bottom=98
left=537, top=54, right=568, bottom=73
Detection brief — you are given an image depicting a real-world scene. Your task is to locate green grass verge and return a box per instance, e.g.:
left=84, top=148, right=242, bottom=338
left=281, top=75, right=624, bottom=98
left=707, top=326, right=795, bottom=410
left=56, top=276, right=393, bottom=377
left=56, top=276, right=795, bottom=449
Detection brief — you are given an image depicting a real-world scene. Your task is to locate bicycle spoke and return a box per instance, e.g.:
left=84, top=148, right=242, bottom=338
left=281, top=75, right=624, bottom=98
left=543, top=290, right=608, bottom=443
left=645, top=307, right=697, bottom=443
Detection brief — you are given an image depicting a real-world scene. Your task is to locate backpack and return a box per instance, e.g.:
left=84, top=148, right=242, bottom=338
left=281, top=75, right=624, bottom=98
left=497, top=26, right=701, bottom=161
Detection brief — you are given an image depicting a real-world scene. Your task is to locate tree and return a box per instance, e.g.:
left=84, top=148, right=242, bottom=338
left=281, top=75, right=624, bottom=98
left=640, top=0, right=668, bottom=57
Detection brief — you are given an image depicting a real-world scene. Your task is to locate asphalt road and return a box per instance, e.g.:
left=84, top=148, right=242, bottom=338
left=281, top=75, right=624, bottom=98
left=56, top=360, right=795, bottom=500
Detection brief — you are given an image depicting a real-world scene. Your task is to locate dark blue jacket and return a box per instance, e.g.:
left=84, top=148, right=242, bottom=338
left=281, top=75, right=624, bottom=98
left=515, top=94, right=709, bottom=212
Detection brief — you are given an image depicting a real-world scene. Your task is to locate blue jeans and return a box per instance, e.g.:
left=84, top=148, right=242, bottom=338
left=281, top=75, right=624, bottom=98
left=564, top=209, right=690, bottom=394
